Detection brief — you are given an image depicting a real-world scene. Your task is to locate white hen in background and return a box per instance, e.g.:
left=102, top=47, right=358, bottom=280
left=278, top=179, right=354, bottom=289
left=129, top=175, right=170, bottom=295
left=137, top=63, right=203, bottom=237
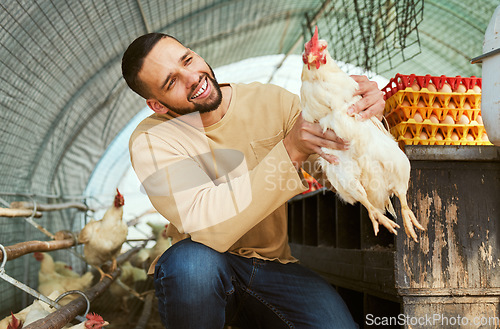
left=300, top=26, right=424, bottom=241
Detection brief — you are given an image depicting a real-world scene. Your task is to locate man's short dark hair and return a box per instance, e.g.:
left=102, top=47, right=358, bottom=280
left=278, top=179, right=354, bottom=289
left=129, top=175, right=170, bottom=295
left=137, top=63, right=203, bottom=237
left=121, top=33, right=181, bottom=99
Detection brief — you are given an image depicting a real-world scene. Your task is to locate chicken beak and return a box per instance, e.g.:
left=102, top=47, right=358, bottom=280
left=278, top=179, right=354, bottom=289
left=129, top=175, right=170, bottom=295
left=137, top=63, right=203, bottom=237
left=102, top=321, right=110, bottom=326
left=307, top=53, right=317, bottom=64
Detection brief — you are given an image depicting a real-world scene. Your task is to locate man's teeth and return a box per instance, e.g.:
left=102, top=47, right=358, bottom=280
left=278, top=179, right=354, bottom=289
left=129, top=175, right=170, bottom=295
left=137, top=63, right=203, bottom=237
left=192, top=79, right=207, bottom=99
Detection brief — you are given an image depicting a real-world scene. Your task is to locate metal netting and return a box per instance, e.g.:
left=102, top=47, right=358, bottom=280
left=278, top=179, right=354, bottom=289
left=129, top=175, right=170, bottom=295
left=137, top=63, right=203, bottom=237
left=321, top=0, right=424, bottom=74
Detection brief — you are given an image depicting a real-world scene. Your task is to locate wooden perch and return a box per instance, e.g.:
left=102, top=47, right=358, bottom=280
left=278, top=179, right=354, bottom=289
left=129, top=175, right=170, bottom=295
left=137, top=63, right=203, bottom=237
left=126, top=208, right=157, bottom=227
left=24, top=247, right=142, bottom=329
left=0, top=231, right=77, bottom=263
left=134, top=292, right=154, bottom=329
left=10, top=201, right=91, bottom=212
left=0, top=207, right=42, bottom=218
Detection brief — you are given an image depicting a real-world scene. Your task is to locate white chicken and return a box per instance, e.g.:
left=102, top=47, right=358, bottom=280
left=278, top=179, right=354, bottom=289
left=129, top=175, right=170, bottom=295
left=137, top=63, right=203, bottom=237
left=300, top=26, right=424, bottom=241
left=0, top=291, right=60, bottom=329
left=34, top=252, right=94, bottom=305
left=79, top=189, right=128, bottom=280
left=147, top=223, right=172, bottom=263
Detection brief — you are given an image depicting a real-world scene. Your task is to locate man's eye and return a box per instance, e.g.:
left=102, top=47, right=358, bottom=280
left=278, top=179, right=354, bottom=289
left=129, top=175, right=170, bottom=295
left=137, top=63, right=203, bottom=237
left=168, top=78, right=176, bottom=89
left=185, top=57, right=192, bottom=64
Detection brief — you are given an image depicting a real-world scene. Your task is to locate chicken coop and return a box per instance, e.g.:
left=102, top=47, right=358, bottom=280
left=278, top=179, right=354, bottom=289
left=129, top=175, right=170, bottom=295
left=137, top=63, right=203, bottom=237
left=0, top=1, right=499, bottom=328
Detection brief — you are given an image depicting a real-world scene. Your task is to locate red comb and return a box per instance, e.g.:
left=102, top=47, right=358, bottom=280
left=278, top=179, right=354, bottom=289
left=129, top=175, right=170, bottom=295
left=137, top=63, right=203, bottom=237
left=311, top=26, right=319, bottom=46
left=86, top=312, right=104, bottom=321
left=7, top=312, right=21, bottom=329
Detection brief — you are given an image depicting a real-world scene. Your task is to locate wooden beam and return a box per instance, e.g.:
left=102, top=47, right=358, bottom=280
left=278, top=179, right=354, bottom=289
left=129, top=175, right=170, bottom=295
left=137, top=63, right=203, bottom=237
left=0, top=207, right=42, bottom=218
left=0, top=231, right=77, bottom=263
left=10, top=201, right=91, bottom=212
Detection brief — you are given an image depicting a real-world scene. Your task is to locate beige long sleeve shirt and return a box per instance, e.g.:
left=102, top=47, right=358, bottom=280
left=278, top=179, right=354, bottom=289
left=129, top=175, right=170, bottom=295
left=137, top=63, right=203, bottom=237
left=129, top=82, right=321, bottom=274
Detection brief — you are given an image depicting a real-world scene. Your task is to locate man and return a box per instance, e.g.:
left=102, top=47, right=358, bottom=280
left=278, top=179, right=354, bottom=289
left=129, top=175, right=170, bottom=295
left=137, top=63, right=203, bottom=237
left=122, top=33, right=385, bottom=329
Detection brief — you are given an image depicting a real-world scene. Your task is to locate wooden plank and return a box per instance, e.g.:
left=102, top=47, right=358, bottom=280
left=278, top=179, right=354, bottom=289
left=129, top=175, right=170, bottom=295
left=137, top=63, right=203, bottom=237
left=336, top=199, right=361, bottom=249
left=395, top=158, right=500, bottom=291
left=290, top=244, right=397, bottom=300
left=401, top=296, right=500, bottom=329
left=303, top=195, right=318, bottom=246
left=289, top=201, right=303, bottom=244
left=317, top=190, right=336, bottom=247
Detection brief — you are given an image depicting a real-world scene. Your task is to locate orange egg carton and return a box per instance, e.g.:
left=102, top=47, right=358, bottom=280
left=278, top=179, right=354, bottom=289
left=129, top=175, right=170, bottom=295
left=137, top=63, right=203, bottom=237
left=385, top=104, right=482, bottom=128
left=384, top=90, right=481, bottom=112
left=381, top=74, right=482, bottom=100
left=390, top=121, right=492, bottom=149
left=382, top=74, right=482, bottom=127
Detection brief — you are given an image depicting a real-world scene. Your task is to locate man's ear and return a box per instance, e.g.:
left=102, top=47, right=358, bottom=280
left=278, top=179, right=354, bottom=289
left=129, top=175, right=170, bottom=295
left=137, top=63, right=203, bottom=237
left=146, top=99, right=169, bottom=114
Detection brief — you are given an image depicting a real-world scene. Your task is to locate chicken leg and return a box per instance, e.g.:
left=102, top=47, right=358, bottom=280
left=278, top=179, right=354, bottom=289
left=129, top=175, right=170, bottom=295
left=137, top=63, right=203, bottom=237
left=396, top=191, right=425, bottom=242
left=94, top=266, right=113, bottom=281
left=359, top=196, right=400, bottom=237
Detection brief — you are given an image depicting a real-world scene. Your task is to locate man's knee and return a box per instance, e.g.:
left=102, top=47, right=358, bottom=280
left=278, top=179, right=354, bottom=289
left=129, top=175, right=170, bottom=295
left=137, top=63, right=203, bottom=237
left=154, top=239, right=232, bottom=293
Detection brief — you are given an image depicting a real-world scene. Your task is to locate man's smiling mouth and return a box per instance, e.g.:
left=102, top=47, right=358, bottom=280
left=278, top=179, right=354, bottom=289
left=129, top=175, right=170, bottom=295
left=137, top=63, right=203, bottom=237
left=191, top=78, right=208, bottom=99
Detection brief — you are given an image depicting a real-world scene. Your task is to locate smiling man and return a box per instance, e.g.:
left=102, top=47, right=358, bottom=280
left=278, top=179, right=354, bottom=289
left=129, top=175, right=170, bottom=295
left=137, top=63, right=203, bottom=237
left=122, top=33, right=384, bottom=329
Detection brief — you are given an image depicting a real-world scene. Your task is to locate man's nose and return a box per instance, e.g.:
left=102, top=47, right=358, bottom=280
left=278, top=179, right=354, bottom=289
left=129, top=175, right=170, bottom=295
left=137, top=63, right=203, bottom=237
left=183, top=69, right=200, bottom=89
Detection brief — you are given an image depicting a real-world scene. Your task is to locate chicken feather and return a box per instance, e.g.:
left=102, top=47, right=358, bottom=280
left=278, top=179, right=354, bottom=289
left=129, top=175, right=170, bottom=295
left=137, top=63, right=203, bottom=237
left=300, top=26, right=424, bottom=241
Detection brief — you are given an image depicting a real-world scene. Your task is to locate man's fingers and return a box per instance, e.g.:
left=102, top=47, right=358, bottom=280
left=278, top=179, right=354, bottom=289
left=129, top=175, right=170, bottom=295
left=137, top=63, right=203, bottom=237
left=302, top=122, right=347, bottom=147
left=321, top=129, right=348, bottom=146
left=306, top=133, right=347, bottom=152
left=317, top=149, right=339, bottom=165
left=348, top=75, right=385, bottom=120
left=352, top=76, right=378, bottom=95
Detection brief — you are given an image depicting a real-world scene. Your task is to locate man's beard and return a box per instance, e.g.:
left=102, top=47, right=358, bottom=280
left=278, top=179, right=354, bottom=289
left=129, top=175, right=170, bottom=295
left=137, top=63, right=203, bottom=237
left=160, top=69, right=223, bottom=116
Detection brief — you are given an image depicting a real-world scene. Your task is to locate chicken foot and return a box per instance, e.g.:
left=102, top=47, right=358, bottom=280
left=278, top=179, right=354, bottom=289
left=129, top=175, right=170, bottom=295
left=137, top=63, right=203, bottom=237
left=94, top=266, right=113, bottom=281
left=330, top=171, right=400, bottom=237
left=395, top=191, right=425, bottom=242
left=360, top=198, right=400, bottom=237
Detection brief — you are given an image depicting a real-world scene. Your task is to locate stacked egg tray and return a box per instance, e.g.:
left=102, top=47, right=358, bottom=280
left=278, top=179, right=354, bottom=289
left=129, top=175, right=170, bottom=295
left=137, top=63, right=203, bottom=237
left=381, top=74, right=492, bottom=148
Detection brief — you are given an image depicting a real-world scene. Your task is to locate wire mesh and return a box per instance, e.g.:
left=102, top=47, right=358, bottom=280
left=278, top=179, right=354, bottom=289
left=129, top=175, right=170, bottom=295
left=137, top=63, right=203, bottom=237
left=319, top=0, right=424, bottom=74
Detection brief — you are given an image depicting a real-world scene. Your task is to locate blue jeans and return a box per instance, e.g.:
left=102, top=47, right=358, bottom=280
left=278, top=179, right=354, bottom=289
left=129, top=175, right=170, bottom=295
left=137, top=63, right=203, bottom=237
left=154, top=239, right=358, bottom=329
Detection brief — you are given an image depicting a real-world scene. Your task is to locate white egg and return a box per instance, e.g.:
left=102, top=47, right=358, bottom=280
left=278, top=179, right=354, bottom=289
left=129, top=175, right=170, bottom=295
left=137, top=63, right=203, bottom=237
left=441, top=115, right=455, bottom=124
left=457, top=114, right=470, bottom=124
left=427, top=83, right=437, bottom=92
left=456, top=84, right=467, bottom=93
left=429, top=114, right=439, bottom=124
